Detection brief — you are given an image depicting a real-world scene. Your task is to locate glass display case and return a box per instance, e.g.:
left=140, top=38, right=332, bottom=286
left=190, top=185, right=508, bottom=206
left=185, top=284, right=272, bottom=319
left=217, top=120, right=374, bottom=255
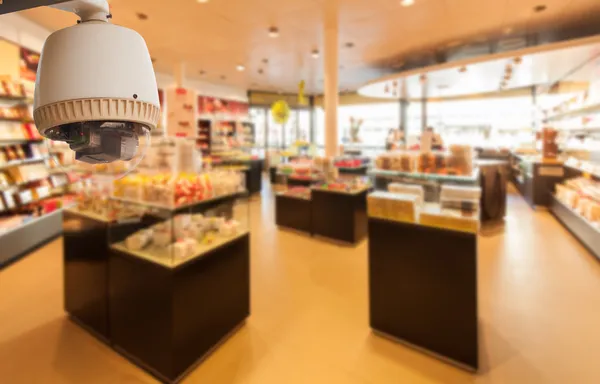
left=368, top=167, right=481, bottom=234
left=108, top=195, right=250, bottom=268
left=275, top=159, right=325, bottom=188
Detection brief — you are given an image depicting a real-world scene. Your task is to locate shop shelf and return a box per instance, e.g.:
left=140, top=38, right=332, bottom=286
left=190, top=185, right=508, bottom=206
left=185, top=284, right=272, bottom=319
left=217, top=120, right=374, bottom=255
left=550, top=196, right=600, bottom=261
left=368, top=168, right=480, bottom=184
left=0, top=156, right=49, bottom=170
left=0, top=138, right=44, bottom=146
left=545, top=103, right=600, bottom=122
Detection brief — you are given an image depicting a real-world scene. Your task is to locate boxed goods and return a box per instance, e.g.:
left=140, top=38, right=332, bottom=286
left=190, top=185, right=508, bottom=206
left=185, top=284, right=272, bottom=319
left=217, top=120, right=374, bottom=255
left=375, top=147, right=474, bottom=176
left=387, top=183, right=424, bottom=206
left=368, top=191, right=419, bottom=224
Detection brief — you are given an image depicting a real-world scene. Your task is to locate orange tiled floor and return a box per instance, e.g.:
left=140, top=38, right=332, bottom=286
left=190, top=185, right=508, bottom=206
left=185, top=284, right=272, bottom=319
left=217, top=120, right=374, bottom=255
left=1, top=183, right=600, bottom=383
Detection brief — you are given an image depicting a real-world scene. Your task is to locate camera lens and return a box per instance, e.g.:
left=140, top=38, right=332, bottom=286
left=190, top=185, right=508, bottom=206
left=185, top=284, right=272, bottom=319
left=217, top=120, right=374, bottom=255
left=44, top=121, right=151, bottom=180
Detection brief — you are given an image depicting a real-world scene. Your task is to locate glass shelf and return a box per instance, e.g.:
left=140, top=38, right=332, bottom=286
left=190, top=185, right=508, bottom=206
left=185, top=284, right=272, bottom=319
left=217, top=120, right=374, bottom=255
left=368, top=168, right=479, bottom=184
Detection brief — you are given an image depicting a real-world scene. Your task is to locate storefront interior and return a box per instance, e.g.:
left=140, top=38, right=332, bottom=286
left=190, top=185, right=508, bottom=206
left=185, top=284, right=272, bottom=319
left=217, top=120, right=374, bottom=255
left=1, top=1, right=600, bottom=383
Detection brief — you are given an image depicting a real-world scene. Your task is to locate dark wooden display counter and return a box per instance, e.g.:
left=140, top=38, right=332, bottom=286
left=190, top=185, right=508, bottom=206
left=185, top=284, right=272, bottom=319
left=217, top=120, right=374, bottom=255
left=311, top=188, right=368, bottom=244
left=368, top=217, right=478, bottom=371
left=510, top=154, right=564, bottom=208
left=338, top=166, right=369, bottom=176
left=550, top=196, right=600, bottom=261
left=275, top=194, right=312, bottom=234
left=62, top=194, right=250, bottom=383
left=109, top=234, right=250, bottom=383
left=63, top=209, right=111, bottom=340
left=286, top=176, right=322, bottom=188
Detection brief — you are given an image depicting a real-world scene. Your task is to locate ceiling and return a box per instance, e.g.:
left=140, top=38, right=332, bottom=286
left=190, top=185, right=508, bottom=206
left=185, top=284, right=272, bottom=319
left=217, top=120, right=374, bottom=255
left=17, top=0, right=600, bottom=94
left=358, top=39, right=600, bottom=99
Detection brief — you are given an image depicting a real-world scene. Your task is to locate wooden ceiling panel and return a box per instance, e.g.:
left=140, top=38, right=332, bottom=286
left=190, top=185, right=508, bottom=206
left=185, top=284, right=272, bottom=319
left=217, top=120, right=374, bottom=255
left=13, top=0, right=600, bottom=93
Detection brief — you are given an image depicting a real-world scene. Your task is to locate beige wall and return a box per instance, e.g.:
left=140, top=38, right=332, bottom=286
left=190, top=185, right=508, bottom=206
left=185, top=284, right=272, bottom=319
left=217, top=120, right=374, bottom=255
left=0, top=39, right=20, bottom=81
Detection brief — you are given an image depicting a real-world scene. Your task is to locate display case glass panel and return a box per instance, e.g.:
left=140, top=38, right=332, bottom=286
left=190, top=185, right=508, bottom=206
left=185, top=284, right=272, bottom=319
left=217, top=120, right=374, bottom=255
left=108, top=194, right=250, bottom=268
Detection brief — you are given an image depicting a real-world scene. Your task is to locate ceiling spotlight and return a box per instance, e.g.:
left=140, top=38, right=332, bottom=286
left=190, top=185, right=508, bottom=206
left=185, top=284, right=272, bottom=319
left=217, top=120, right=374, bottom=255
left=258, top=69, right=264, bottom=74
left=311, top=49, right=320, bottom=58
left=221, top=75, right=226, bottom=80
left=199, top=70, right=205, bottom=75
left=400, top=0, right=415, bottom=7
left=345, top=42, right=355, bottom=48
left=136, top=12, right=148, bottom=21
left=197, top=0, right=209, bottom=3
left=458, top=66, right=467, bottom=73
left=268, top=27, right=279, bottom=38
left=262, top=58, right=269, bottom=64
left=534, top=5, right=547, bottom=13
left=236, top=64, right=245, bottom=71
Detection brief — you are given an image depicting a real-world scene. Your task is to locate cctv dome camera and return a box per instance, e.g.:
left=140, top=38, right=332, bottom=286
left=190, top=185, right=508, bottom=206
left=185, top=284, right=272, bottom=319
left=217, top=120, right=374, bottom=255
left=33, top=0, right=159, bottom=171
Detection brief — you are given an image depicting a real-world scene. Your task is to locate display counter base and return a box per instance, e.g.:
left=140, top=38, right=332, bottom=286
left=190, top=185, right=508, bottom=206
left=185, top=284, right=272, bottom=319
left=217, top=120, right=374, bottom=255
left=63, top=210, right=111, bottom=340
left=311, top=189, right=368, bottom=244
left=368, top=218, right=478, bottom=371
left=0, top=209, right=63, bottom=268
left=245, top=159, right=263, bottom=195
left=275, top=194, right=312, bottom=234
left=109, top=234, right=250, bottom=383
left=550, top=196, right=600, bottom=261
left=373, top=329, right=477, bottom=373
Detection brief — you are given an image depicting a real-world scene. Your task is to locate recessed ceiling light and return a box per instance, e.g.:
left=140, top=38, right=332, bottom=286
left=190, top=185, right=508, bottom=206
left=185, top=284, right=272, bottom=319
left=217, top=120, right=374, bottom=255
left=345, top=42, right=354, bottom=48
left=258, top=69, right=264, bottom=74
left=311, top=49, right=320, bottom=58
left=400, top=0, right=415, bottom=7
left=262, top=58, right=269, bottom=64
left=236, top=64, right=245, bottom=71
left=221, top=75, right=226, bottom=80
left=534, top=5, right=547, bottom=12
left=136, top=12, right=148, bottom=21
left=199, top=70, right=205, bottom=75
left=268, top=27, right=279, bottom=38
left=197, top=0, right=209, bottom=3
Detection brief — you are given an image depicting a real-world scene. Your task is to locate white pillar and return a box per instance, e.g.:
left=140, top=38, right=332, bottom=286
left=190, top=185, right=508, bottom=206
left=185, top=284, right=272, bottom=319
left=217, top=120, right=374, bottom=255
left=174, top=62, right=186, bottom=88
left=324, top=0, right=339, bottom=158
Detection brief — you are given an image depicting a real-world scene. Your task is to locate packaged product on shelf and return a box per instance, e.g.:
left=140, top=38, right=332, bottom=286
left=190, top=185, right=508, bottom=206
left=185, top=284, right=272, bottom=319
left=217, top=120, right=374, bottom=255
left=367, top=191, right=419, bottom=224
left=439, top=185, right=481, bottom=217
left=447, top=145, right=474, bottom=175
left=125, top=229, right=153, bottom=251
left=387, top=183, right=424, bottom=206
left=0, top=172, right=11, bottom=188
left=555, top=177, right=600, bottom=226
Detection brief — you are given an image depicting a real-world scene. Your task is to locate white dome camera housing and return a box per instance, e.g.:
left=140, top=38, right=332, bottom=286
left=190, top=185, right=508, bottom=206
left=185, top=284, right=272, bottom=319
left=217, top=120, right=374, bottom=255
left=33, top=0, right=159, bottom=169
